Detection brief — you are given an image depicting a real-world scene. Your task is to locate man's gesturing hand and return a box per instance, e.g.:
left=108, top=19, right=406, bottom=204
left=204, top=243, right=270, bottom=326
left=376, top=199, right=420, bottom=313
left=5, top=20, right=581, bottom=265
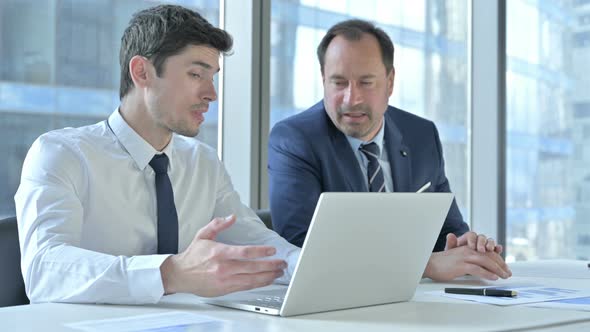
left=160, top=215, right=287, bottom=297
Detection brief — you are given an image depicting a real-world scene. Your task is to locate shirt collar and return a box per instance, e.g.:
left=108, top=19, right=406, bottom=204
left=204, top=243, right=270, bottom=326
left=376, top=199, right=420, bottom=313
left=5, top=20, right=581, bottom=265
left=345, top=117, right=386, bottom=155
left=108, top=108, right=175, bottom=171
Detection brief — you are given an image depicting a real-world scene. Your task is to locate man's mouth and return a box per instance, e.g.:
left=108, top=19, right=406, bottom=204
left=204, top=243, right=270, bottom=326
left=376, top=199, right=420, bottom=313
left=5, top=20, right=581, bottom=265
left=343, top=112, right=367, bottom=118
left=191, top=111, right=205, bottom=123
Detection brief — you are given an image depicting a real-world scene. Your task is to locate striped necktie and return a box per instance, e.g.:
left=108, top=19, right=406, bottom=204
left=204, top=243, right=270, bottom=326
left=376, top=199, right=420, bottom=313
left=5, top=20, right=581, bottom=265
left=359, top=142, right=386, bottom=192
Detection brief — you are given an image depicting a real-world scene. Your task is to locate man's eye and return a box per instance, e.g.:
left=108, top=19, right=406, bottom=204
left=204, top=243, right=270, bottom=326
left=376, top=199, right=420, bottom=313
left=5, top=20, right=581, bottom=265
left=190, top=73, right=201, bottom=78
left=361, top=81, right=373, bottom=86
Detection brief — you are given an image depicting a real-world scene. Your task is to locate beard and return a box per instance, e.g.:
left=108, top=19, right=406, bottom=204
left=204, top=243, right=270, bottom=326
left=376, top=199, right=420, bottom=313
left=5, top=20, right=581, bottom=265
left=335, top=104, right=378, bottom=139
left=164, top=103, right=208, bottom=138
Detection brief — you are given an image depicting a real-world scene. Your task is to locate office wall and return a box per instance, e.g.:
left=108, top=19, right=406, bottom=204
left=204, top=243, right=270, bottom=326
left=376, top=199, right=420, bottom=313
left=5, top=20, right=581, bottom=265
left=1, top=0, right=589, bottom=262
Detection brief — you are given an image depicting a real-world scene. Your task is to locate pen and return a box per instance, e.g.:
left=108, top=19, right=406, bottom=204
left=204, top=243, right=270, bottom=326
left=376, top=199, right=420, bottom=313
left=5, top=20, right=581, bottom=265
left=444, top=287, right=517, bottom=297
left=416, top=182, right=431, bottom=193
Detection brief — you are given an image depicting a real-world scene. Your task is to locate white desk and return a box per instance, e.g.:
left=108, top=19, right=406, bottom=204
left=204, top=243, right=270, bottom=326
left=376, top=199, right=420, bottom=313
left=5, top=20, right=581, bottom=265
left=2, top=261, right=590, bottom=332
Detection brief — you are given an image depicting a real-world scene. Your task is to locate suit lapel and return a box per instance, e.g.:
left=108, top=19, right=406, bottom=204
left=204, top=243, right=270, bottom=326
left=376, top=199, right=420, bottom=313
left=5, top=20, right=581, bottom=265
left=322, top=109, right=368, bottom=192
left=331, top=131, right=368, bottom=192
left=384, top=110, right=412, bottom=192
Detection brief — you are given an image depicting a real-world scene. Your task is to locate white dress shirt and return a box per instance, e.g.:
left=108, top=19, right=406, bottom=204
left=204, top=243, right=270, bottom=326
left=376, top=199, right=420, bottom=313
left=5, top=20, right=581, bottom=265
left=15, top=109, right=300, bottom=304
left=345, top=120, right=394, bottom=192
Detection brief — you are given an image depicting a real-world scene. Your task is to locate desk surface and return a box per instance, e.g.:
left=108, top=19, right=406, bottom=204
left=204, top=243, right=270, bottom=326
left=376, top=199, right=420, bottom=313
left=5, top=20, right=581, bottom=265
left=2, top=261, right=590, bottom=332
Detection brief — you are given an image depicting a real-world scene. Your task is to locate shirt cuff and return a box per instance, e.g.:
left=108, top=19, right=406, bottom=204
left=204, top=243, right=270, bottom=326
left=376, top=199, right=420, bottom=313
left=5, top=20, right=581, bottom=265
left=127, top=254, right=171, bottom=303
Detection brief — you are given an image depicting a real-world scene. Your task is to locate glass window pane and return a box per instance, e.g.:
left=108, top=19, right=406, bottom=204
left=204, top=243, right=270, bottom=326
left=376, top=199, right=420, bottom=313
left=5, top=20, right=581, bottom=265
left=270, top=0, right=470, bottom=218
left=0, top=0, right=220, bottom=218
left=506, top=0, right=588, bottom=261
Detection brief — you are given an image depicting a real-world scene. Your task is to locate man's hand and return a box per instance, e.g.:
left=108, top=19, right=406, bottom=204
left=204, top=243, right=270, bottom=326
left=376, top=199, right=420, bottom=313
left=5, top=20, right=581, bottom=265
left=424, top=246, right=512, bottom=281
left=445, top=232, right=503, bottom=254
left=160, top=215, right=287, bottom=297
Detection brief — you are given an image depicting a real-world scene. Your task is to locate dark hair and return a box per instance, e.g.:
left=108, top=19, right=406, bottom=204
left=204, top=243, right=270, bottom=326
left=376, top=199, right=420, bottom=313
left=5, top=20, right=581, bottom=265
left=119, top=5, right=233, bottom=99
left=317, top=19, right=394, bottom=75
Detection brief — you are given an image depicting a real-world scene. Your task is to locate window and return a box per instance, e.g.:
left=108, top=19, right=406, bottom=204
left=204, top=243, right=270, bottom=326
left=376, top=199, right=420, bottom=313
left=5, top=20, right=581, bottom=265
left=0, top=0, right=220, bottom=218
left=506, top=0, right=588, bottom=261
left=269, top=0, right=471, bottom=218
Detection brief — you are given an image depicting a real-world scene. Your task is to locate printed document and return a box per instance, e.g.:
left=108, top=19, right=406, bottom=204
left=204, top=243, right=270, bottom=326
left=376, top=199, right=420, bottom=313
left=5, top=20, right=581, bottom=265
left=429, top=285, right=590, bottom=306
left=65, top=311, right=227, bottom=332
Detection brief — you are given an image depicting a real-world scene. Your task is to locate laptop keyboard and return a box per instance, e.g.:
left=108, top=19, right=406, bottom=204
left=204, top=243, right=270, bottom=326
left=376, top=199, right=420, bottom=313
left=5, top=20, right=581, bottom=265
left=241, top=289, right=285, bottom=309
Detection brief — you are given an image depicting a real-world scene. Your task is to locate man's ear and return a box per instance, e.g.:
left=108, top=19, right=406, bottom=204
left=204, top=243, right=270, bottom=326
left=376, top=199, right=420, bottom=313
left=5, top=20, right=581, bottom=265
left=129, top=55, right=152, bottom=89
left=386, top=67, right=395, bottom=97
left=321, top=70, right=326, bottom=88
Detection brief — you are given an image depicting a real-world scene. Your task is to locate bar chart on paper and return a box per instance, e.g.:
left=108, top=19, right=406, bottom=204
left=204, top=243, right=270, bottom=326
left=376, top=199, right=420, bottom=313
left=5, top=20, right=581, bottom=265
left=530, top=296, right=590, bottom=312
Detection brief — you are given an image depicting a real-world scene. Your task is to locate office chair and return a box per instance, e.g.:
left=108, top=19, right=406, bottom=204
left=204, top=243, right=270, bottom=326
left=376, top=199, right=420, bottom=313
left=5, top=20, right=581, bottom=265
left=0, top=216, right=29, bottom=307
left=255, top=209, right=273, bottom=230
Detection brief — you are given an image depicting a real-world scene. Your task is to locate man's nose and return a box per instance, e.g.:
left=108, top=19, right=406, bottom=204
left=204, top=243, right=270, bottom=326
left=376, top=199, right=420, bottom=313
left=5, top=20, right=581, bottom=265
left=201, top=80, right=217, bottom=102
left=343, top=83, right=362, bottom=106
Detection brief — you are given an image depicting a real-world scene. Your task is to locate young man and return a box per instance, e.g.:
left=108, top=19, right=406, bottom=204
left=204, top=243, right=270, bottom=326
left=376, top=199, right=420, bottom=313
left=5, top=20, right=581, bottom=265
left=15, top=4, right=299, bottom=304
left=268, top=19, right=511, bottom=281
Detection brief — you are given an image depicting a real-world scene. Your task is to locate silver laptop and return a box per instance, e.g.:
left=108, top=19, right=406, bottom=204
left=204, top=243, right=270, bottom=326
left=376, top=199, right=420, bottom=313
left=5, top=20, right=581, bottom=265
left=204, top=192, right=454, bottom=317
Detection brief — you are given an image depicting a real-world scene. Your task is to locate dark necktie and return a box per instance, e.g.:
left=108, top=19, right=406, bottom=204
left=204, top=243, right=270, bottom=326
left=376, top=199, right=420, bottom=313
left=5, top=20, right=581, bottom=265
left=149, top=154, right=178, bottom=254
left=359, top=143, right=386, bottom=192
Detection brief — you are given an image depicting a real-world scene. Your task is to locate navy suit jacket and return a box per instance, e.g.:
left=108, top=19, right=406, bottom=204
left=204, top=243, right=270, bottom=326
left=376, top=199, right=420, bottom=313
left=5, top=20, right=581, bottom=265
left=268, top=101, right=469, bottom=251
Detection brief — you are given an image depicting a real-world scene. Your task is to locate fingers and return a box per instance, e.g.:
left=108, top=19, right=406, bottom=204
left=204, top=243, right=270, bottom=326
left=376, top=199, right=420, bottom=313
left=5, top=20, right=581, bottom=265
left=458, top=232, right=502, bottom=254
left=424, top=247, right=512, bottom=282
left=227, top=259, right=287, bottom=275
left=426, top=246, right=512, bottom=282
left=483, top=250, right=510, bottom=276
left=484, top=237, right=496, bottom=252
left=223, top=244, right=279, bottom=260
left=457, top=231, right=477, bottom=249
left=477, top=234, right=487, bottom=253
left=177, top=217, right=290, bottom=297
left=223, top=270, right=286, bottom=295
left=494, top=244, right=503, bottom=254
left=445, top=233, right=458, bottom=251
left=196, top=215, right=236, bottom=240
left=463, top=263, right=500, bottom=281
left=206, top=258, right=286, bottom=289
left=478, top=236, right=503, bottom=254
left=466, top=250, right=512, bottom=279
